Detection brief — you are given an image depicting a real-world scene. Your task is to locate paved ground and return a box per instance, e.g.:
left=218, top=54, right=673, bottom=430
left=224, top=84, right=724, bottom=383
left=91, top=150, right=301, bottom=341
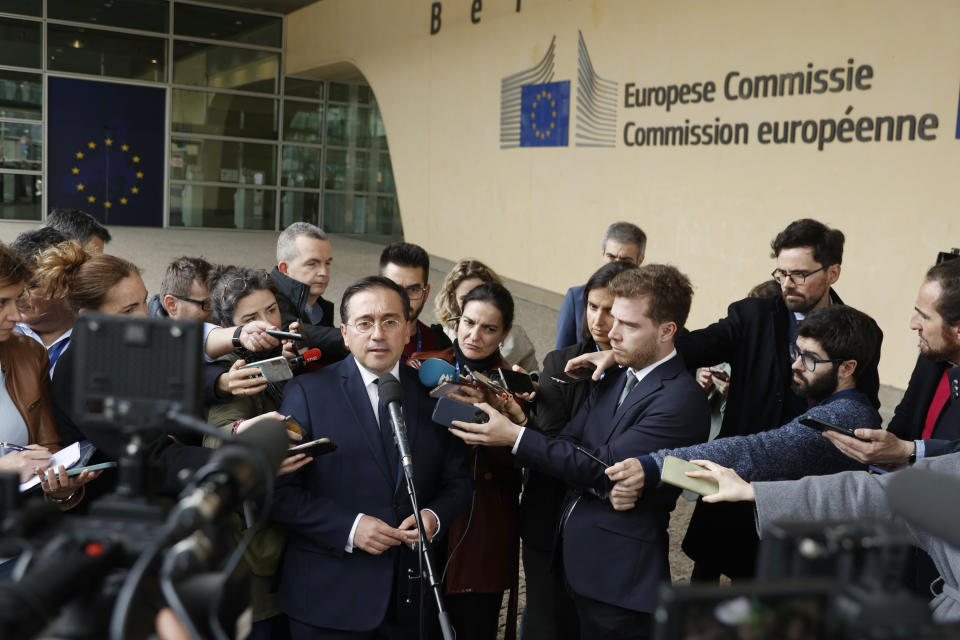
left=0, top=222, right=905, bottom=637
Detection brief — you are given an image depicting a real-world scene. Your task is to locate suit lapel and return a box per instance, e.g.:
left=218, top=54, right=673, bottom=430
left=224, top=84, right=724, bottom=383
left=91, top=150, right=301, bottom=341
left=340, top=357, right=395, bottom=487
left=600, top=357, right=680, bottom=444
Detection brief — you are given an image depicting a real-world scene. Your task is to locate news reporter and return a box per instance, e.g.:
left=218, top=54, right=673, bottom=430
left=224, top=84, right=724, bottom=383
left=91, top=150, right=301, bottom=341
left=412, top=282, right=523, bottom=640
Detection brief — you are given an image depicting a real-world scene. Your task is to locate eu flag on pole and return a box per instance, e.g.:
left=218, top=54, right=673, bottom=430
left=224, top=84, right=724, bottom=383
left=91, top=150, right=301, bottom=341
left=520, top=81, right=570, bottom=147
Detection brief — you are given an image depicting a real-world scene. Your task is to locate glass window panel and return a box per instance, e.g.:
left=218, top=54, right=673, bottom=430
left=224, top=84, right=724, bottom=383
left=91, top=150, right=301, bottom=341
left=354, top=106, right=372, bottom=148
left=169, top=184, right=275, bottom=230
left=280, top=190, right=319, bottom=228
left=174, top=5, right=281, bottom=48
left=3, top=1, right=41, bottom=17
left=352, top=194, right=369, bottom=234
left=284, top=78, right=323, bottom=100
left=283, top=100, right=322, bottom=143
left=356, top=85, right=372, bottom=105
left=375, top=196, right=402, bottom=237
left=0, top=18, right=41, bottom=69
left=371, top=106, right=388, bottom=148
left=353, top=150, right=372, bottom=192
left=281, top=146, right=321, bottom=189
left=0, top=70, right=41, bottom=120
left=0, top=122, right=41, bottom=170
left=324, top=149, right=346, bottom=190
left=171, top=138, right=275, bottom=185
left=48, top=0, right=169, bottom=33
left=322, top=191, right=345, bottom=233
left=0, top=172, right=42, bottom=220
left=173, top=41, right=279, bottom=94
left=376, top=153, right=395, bottom=194
left=328, top=82, right=351, bottom=103
left=48, top=25, right=166, bottom=82
left=325, top=104, right=349, bottom=147
left=172, top=89, right=278, bottom=140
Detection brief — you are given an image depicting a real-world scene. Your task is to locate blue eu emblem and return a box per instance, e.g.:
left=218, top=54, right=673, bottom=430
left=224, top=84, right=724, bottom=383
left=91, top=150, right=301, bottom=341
left=520, top=81, right=570, bottom=147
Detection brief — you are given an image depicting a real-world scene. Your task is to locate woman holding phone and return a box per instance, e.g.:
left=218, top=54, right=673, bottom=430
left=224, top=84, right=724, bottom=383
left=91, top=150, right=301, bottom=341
left=411, top=282, right=524, bottom=640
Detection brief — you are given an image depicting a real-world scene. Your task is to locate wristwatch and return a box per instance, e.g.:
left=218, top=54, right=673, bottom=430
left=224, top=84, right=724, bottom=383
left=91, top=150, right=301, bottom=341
left=907, top=441, right=917, bottom=465
left=232, top=325, right=244, bottom=350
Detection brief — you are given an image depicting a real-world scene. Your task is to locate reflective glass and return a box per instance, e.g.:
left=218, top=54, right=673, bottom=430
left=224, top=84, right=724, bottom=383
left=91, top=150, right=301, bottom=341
left=169, top=184, right=276, bottom=230
left=2, top=1, right=41, bottom=17
left=0, top=122, right=41, bottom=169
left=173, top=41, right=279, bottom=94
left=353, top=150, right=372, bottom=192
left=48, top=25, right=166, bottom=82
left=171, top=138, right=276, bottom=185
left=283, top=100, right=323, bottom=143
left=285, top=78, right=323, bottom=100
left=48, top=0, right=169, bottom=33
left=0, top=70, right=41, bottom=120
left=324, top=149, right=346, bottom=190
left=172, top=89, right=278, bottom=140
left=328, top=81, right=350, bottom=103
left=174, top=5, right=281, bottom=48
left=0, top=17, right=41, bottom=68
left=377, top=153, right=395, bottom=193
left=325, top=104, right=371, bottom=147
left=280, top=190, right=319, bottom=228
left=0, top=172, right=42, bottom=220
left=352, top=194, right=370, bottom=234
left=375, top=196, right=402, bottom=237
left=281, top=146, right=321, bottom=189
left=322, top=191, right=345, bottom=233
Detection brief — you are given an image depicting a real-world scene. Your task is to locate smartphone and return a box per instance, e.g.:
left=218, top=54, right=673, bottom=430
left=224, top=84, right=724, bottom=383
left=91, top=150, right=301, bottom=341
left=708, top=367, right=730, bottom=382
left=239, top=355, right=293, bottom=383
left=283, top=414, right=304, bottom=436
left=266, top=329, right=304, bottom=341
left=466, top=368, right=508, bottom=396
left=66, top=461, right=118, bottom=476
left=432, top=397, right=489, bottom=430
left=798, top=416, right=869, bottom=442
left=550, top=367, right=595, bottom=385
left=287, top=438, right=337, bottom=457
left=498, top=368, right=536, bottom=395
left=428, top=381, right=474, bottom=400
left=660, top=456, right=719, bottom=496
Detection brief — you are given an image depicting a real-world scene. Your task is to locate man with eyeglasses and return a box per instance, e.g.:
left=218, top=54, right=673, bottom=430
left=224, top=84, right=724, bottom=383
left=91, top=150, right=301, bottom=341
left=272, top=276, right=471, bottom=638
left=602, top=304, right=883, bottom=514
left=379, top=242, right=452, bottom=360
left=149, top=256, right=215, bottom=322
left=675, top=218, right=881, bottom=582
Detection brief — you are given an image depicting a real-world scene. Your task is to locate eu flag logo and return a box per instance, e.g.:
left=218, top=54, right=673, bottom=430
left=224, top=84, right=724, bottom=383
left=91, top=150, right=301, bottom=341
left=520, top=81, right=570, bottom=147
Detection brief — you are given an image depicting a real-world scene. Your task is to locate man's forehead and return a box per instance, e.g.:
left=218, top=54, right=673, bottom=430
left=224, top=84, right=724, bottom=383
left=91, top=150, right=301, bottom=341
left=604, top=239, right=638, bottom=256
left=612, top=294, right=651, bottom=319
left=347, top=289, right=404, bottom=318
left=796, top=335, right=826, bottom=356
left=294, top=235, right=332, bottom=259
left=916, top=279, right=945, bottom=318
left=775, top=246, right=820, bottom=269
left=382, top=262, right=426, bottom=287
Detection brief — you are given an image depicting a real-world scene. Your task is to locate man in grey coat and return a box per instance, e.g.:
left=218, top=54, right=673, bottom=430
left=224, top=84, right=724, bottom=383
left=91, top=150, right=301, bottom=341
left=678, top=454, right=960, bottom=622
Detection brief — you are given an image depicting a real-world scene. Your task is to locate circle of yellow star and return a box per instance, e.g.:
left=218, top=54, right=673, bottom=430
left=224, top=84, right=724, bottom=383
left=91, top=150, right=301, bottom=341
left=105, top=138, right=113, bottom=146
left=121, top=144, right=129, bottom=152
left=76, top=184, right=84, bottom=191
left=71, top=167, right=79, bottom=174
left=87, top=195, right=96, bottom=203
left=87, top=141, right=96, bottom=149
left=75, top=152, right=84, bottom=159
left=132, top=156, right=140, bottom=164
left=131, top=187, right=139, bottom=194
left=120, top=197, right=128, bottom=205
left=136, top=171, right=144, bottom=179
left=104, top=201, right=112, bottom=209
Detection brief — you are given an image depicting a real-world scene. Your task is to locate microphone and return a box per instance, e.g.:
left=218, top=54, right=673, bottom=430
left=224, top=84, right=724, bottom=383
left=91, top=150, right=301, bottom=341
left=418, top=358, right=458, bottom=388
left=169, top=418, right=288, bottom=533
left=291, top=347, right=323, bottom=370
left=378, top=372, right=414, bottom=477
left=886, top=466, right=960, bottom=549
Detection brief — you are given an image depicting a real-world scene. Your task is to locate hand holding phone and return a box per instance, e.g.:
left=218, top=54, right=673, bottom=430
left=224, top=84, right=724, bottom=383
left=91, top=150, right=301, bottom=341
left=432, top=397, right=490, bottom=431
left=799, top=416, right=870, bottom=442
left=287, top=438, right=337, bottom=457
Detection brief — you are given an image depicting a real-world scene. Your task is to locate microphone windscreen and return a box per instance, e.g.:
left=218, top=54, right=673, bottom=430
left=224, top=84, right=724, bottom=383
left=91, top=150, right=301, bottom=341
left=886, top=466, right=960, bottom=549
left=234, top=417, right=289, bottom=478
left=418, top=358, right=457, bottom=388
left=378, top=372, right=403, bottom=406
left=302, top=348, right=322, bottom=363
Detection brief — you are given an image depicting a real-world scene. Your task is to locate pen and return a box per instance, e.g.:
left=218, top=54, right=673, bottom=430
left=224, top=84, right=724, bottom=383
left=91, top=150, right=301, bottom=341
left=0, top=442, right=28, bottom=452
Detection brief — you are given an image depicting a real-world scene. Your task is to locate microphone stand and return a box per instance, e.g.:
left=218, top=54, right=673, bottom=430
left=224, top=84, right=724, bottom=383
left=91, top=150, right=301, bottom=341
left=386, top=402, right=456, bottom=640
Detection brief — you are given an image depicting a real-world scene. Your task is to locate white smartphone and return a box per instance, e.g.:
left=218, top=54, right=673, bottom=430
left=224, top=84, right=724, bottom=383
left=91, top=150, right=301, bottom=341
left=239, top=355, right=294, bottom=383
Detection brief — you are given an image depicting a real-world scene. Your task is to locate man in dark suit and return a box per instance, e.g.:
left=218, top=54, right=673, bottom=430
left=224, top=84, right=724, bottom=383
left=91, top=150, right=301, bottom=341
left=554, top=221, right=646, bottom=350
left=271, top=276, right=472, bottom=639
left=452, top=265, right=709, bottom=639
left=269, top=222, right=349, bottom=364
left=673, top=218, right=882, bottom=581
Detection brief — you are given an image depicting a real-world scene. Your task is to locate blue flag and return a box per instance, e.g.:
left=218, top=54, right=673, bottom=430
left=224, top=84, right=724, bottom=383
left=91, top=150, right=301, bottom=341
left=48, top=77, right=164, bottom=227
left=520, top=81, right=570, bottom=147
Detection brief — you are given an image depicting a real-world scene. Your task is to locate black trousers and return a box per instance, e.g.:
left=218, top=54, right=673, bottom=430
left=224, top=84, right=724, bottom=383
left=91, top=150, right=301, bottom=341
left=520, top=544, right=579, bottom=640
left=568, top=588, right=651, bottom=640
left=445, top=592, right=503, bottom=640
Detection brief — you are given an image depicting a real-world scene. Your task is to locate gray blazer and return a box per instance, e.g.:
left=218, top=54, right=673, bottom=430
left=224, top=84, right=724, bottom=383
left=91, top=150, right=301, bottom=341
left=753, top=454, right=960, bottom=622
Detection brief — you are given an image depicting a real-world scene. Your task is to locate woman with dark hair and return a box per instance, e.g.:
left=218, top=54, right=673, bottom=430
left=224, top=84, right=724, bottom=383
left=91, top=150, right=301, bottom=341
left=0, top=242, right=100, bottom=511
left=411, top=281, right=524, bottom=640
left=518, top=260, right=637, bottom=640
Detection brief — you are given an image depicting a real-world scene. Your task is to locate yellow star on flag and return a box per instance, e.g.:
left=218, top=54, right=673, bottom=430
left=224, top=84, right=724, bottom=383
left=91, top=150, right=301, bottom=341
left=120, top=197, right=128, bottom=205
left=105, top=138, right=113, bottom=146
left=136, top=171, right=144, bottom=179
left=71, top=167, right=80, bottom=175
left=104, top=201, right=112, bottom=209
left=76, top=184, right=84, bottom=191
left=87, top=195, right=96, bottom=203
left=131, top=187, right=139, bottom=194
left=132, top=156, right=140, bottom=164
left=87, top=141, right=96, bottom=149
left=121, top=144, right=129, bottom=152
left=75, top=152, right=84, bottom=159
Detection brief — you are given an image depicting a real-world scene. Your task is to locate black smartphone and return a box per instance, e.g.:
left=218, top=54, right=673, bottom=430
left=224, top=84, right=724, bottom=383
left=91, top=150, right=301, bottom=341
left=550, top=366, right=595, bottom=385
left=287, top=437, right=337, bottom=457
left=266, top=329, right=304, bottom=341
left=498, top=368, right=536, bottom=394
left=708, top=367, right=730, bottom=382
left=799, top=416, right=870, bottom=442
left=432, top=397, right=489, bottom=431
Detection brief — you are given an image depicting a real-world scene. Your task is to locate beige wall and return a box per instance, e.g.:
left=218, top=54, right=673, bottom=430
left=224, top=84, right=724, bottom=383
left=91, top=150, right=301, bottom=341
left=286, top=0, right=960, bottom=388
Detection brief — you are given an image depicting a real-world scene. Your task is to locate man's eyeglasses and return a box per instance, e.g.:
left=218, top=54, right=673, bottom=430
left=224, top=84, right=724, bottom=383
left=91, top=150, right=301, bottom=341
left=771, top=267, right=824, bottom=286
left=345, top=319, right=404, bottom=334
left=403, top=285, right=427, bottom=301
left=789, top=342, right=842, bottom=372
left=173, top=294, right=213, bottom=312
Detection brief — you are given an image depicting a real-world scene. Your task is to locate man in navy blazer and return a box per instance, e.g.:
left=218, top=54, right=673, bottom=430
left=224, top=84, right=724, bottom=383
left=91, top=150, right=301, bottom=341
left=452, top=265, right=709, bottom=639
left=271, top=276, right=472, bottom=639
